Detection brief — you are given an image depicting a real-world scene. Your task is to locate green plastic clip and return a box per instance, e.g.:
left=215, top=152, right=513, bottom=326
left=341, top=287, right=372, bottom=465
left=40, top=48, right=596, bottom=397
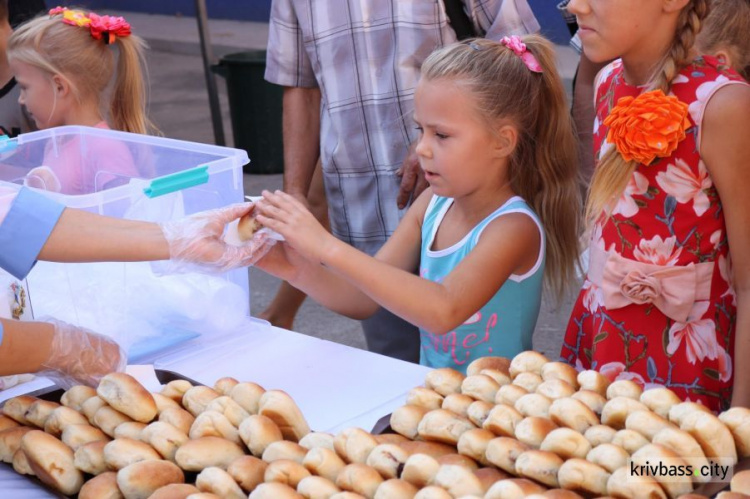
left=0, top=135, right=18, bottom=153
left=143, top=166, right=209, bottom=198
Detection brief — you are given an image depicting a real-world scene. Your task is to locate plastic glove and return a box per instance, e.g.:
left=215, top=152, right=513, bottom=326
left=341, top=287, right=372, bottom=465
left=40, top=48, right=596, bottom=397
left=37, top=317, right=127, bottom=389
left=158, top=203, right=277, bottom=274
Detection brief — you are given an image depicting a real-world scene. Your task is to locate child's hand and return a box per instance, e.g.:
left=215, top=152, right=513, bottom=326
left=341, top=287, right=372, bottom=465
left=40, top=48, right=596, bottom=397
left=255, top=190, right=334, bottom=263
left=253, top=240, right=308, bottom=281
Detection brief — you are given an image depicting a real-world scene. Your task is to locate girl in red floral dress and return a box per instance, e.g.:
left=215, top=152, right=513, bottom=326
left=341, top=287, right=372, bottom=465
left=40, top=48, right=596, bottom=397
left=561, top=0, right=750, bottom=412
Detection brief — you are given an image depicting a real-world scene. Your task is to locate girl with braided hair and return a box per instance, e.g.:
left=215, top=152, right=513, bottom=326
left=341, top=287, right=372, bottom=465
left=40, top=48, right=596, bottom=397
left=561, top=0, right=750, bottom=411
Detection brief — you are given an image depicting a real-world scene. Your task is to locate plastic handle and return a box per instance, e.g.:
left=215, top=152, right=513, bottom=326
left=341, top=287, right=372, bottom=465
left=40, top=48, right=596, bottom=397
left=0, top=135, right=18, bottom=153
left=143, top=166, right=209, bottom=198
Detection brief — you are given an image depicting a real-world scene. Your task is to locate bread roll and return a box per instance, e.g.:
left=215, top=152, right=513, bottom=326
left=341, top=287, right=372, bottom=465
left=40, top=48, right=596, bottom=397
left=586, top=443, right=629, bottom=473
left=425, top=368, right=466, bottom=396
left=94, top=406, right=135, bottom=437
left=514, top=416, right=558, bottom=449
left=97, top=373, right=158, bottom=424
left=528, top=490, right=584, bottom=499
left=461, top=374, right=501, bottom=402
left=265, top=459, right=312, bottom=488
left=160, top=379, right=193, bottom=404
left=495, top=383, right=529, bottom=406
left=82, top=395, right=108, bottom=423
left=651, top=427, right=709, bottom=484
left=298, top=475, right=342, bottom=498
left=175, top=436, right=245, bottom=471
left=299, top=431, right=336, bottom=451
left=541, top=362, right=579, bottom=388
left=21, top=430, right=84, bottom=495
left=557, top=458, right=610, bottom=496
left=668, top=401, right=711, bottom=426
left=485, top=436, right=530, bottom=474
left=104, top=437, right=161, bottom=470
left=61, top=385, right=98, bottom=411
left=182, top=386, right=221, bottom=417
left=24, top=400, right=61, bottom=428
left=187, top=493, right=222, bottom=498
left=152, top=393, right=181, bottom=414
left=141, top=421, right=189, bottom=462
left=335, top=463, right=384, bottom=498
left=417, top=409, right=475, bottom=445
left=190, top=410, right=241, bottom=444
left=467, top=356, right=511, bottom=377
left=333, top=427, right=379, bottom=464
left=227, top=455, right=267, bottom=492
left=259, top=390, right=311, bottom=442
left=485, top=477, right=546, bottom=499
left=480, top=368, right=512, bottom=386
left=406, top=387, right=444, bottom=410
left=433, top=464, right=484, bottom=496
left=248, top=482, right=304, bottom=498
left=606, top=380, right=643, bottom=400
left=466, top=400, right=494, bottom=427
left=413, top=486, right=452, bottom=499
left=44, top=406, right=89, bottom=437
left=441, top=393, right=474, bottom=418
left=601, top=396, right=649, bottom=429
left=114, top=421, right=147, bottom=441
left=680, top=410, right=737, bottom=465
left=540, top=427, right=591, bottom=459
left=78, top=471, right=123, bottom=499
left=12, top=449, right=32, bottom=475
left=457, top=428, right=495, bottom=466
left=372, top=478, right=416, bottom=499
left=577, top=370, right=610, bottom=396
left=62, top=423, right=110, bottom=451
left=640, top=387, right=681, bottom=419
left=365, top=443, right=410, bottom=479
left=0, top=414, right=20, bottom=432
left=148, top=483, right=201, bottom=499
left=509, top=351, right=549, bottom=378
left=0, top=426, right=33, bottom=463
left=548, top=397, right=599, bottom=433
left=205, top=396, right=250, bottom=428
left=719, top=407, right=750, bottom=458
left=436, top=452, right=478, bottom=470
left=373, top=433, right=409, bottom=445
left=117, top=459, right=184, bottom=499
left=515, top=393, right=552, bottom=418
left=625, top=410, right=675, bottom=440
left=263, top=440, right=308, bottom=464
left=606, top=466, right=666, bottom=499
left=583, top=424, right=617, bottom=447
left=512, top=372, right=543, bottom=393
left=515, top=449, right=563, bottom=487
left=230, top=381, right=266, bottom=415
left=239, top=413, right=284, bottom=457
left=2, top=395, right=37, bottom=424
left=631, top=444, right=694, bottom=498
left=400, top=453, right=440, bottom=488
left=474, top=467, right=511, bottom=493
left=213, top=376, right=240, bottom=396
left=536, top=379, right=576, bottom=401
left=238, top=211, right=264, bottom=240
left=390, top=404, right=430, bottom=440
left=483, top=403, right=523, bottom=437
left=74, top=440, right=109, bottom=475
left=571, top=390, right=607, bottom=416
left=158, top=407, right=195, bottom=435
left=195, top=466, right=245, bottom=499
left=611, top=429, right=650, bottom=454
left=732, top=470, right=750, bottom=494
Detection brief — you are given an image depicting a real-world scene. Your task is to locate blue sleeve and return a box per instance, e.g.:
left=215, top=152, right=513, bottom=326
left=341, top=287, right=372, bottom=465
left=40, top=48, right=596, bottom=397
left=0, top=187, right=65, bottom=280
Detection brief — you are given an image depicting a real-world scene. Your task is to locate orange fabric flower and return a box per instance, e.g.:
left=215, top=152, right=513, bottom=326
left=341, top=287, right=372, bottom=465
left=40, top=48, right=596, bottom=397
left=603, top=89, right=690, bottom=166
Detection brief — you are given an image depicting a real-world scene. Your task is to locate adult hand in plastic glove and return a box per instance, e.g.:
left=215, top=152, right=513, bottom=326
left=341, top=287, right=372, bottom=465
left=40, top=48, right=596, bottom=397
left=160, top=203, right=277, bottom=273
left=37, top=317, right=127, bottom=389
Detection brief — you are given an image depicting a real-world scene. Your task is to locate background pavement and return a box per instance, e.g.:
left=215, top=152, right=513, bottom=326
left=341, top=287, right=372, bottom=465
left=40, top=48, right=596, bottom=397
left=118, top=10, right=579, bottom=359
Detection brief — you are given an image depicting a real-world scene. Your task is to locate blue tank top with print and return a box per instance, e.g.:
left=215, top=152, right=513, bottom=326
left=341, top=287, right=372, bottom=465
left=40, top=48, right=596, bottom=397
left=419, top=195, right=545, bottom=373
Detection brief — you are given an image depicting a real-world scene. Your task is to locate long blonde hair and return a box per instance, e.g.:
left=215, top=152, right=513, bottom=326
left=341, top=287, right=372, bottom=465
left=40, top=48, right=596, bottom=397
left=586, top=0, right=710, bottom=223
left=697, top=0, right=750, bottom=80
left=420, top=35, right=582, bottom=298
left=8, top=10, right=154, bottom=134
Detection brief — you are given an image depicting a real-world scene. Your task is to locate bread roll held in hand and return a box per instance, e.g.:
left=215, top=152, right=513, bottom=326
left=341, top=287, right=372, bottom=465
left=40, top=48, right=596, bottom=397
left=74, top=440, right=109, bottom=475
left=117, top=459, right=185, bottom=499
left=21, top=430, right=84, bottom=496
left=24, top=400, right=61, bottom=428
left=720, top=407, right=750, bottom=458
left=196, top=466, right=245, bottom=499
left=514, top=449, right=563, bottom=488
left=425, top=368, right=466, bottom=396
left=417, top=409, right=475, bottom=445
left=238, top=211, right=265, bottom=241
left=335, top=463, right=384, bottom=498
left=259, top=390, right=311, bottom=442
left=175, top=436, right=245, bottom=471
left=97, top=373, right=158, bottom=423
left=557, top=458, right=611, bottom=496
left=390, top=404, right=430, bottom=440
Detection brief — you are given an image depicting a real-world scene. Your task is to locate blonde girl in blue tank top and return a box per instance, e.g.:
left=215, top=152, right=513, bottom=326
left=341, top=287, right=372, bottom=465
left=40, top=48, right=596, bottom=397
left=254, top=35, right=581, bottom=372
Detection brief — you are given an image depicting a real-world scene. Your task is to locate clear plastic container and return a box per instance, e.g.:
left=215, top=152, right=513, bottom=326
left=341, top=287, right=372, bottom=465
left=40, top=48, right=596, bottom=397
left=0, top=126, right=250, bottom=360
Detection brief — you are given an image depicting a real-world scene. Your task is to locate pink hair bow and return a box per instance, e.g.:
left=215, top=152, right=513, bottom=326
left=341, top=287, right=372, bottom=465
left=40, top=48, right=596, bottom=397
left=500, top=36, right=543, bottom=73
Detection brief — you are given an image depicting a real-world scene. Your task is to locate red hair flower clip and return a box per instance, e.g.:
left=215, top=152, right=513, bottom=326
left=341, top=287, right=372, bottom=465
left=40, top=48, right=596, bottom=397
left=88, top=13, right=132, bottom=44
left=48, top=6, right=68, bottom=16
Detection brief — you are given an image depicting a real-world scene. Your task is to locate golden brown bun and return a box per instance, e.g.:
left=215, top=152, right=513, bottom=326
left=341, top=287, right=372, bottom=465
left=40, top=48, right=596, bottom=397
left=484, top=436, right=530, bottom=474
left=212, top=376, right=239, bottom=396
left=540, top=427, right=592, bottom=459
left=425, top=368, right=466, bottom=396
left=514, top=416, right=558, bottom=449
left=413, top=486, right=452, bottom=499
left=21, top=430, right=84, bottom=495
left=12, top=449, right=32, bottom=476
left=158, top=407, right=195, bottom=436
left=0, top=426, right=34, bottom=463
left=79, top=471, right=123, bottom=499
left=82, top=395, right=108, bottom=423
left=117, top=459, right=185, bottom=499
left=417, top=409, right=476, bottom=445
left=61, top=385, right=98, bottom=411
left=372, top=478, right=416, bottom=499
left=631, top=444, right=694, bottom=498
left=44, top=406, right=89, bottom=437
left=680, top=410, right=738, bottom=465
left=466, top=400, right=494, bottom=427
left=299, top=431, right=336, bottom=451
left=335, top=463, right=384, bottom=498
left=333, top=427, right=379, bottom=464
left=24, top=400, right=62, bottom=428
left=98, top=373, right=158, bottom=424
left=536, top=379, right=576, bottom=401
left=141, top=421, right=189, bottom=462
left=227, top=455, right=267, bottom=492
left=515, top=393, right=552, bottom=418
left=483, top=403, right=523, bottom=437
left=512, top=372, right=544, bottom=393
left=441, top=393, right=474, bottom=418
left=509, top=351, right=549, bottom=378
left=557, top=458, right=611, bottom=496
left=640, top=387, right=681, bottom=419
left=474, top=467, right=511, bottom=493
left=263, top=440, right=308, bottom=464
left=182, top=386, right=221, bottom=417
left=114, top=422, right=147, bottom=441
left=104, top=437, right=161, bottom=470
left=160, top=380, right=193, bottom=404
left=205, top=396, right=250, bottom=428
left=668, top=401, right=711, bottom=426
left=577, top=370, right=610, bottom=397
left=548, top=397, right=599, bottom=434
left=433, top=464, right=484, bottom=496
left=259, top=390, right=311, bottom=442
left=189, top=410, right=241, bottom=444
left=467, top=356, right=511, bottom=377
left=719, top=408, right=750, bottom=458
left=583, top=424, right=617, bottom=447
left=480, top=368, right=512, bottom=386
left=264, top=459, right=312, bottom=488
left=541, top=362, right=579, bottom=388
left=397, top=440, right=455, bottom=459
left=174, top=436, right=245, bottom=471
left=390, top=404, right=430, bottom=440
left=248, top=482, right=304, bottom=498
left=238, top=212, right=264, bottom=241
left=373, top=433, right=409, bottom=446
left=515, top=449, right=563, bottom=487
left=485, top=477, right=546, bottom=499
left=606, top=466, right=666, bottom=499
left=461, top=374, right=501, bottom=402
left=0, top=414, right=20, bottom=432
left=230, top=381, right=266, bottom=415
left=152, top=393, right=181, bottom=414
left=625, top=410, right=675, bottom=440
left=62, top=423, right=110, bottom=451
left=400, top=453, right=440, bottom=488
left=571, top=389, right=607, bottom=415
left=457, top=428, right=495, bottom=466
left=606, top=380, right=643, bottom=400
left=186, top=493, right=221, bottom=499
left=148, top=483, right=201, bottom=499
left=436, top=452, right=479, bottom=470
left=732, top=470, right=750, bottom=494
left=494, top=384, right=529, bottom=407
left=530, top=489, right=584, bottom=499
left=586, top=443, right=629, bottom=473
left=298, top=475, right=342, bottom=498
left=651, top=427, right=710, bottom=484
left=601, top=396, right=649, bottom=430
left=365, top=443, right=410, bottom=479
left=195, top=466, right=245, bottom=499
left=239, top=413, right=284, bottom=457
left=94, top=406, right=135, bottom=438
left=611, top=429, right=649, bottom=454
left=2, top=395, right=37, bottom=424
left=73, top=440, right=109, bottom=475
left=406, top=387, right=444, bottom=410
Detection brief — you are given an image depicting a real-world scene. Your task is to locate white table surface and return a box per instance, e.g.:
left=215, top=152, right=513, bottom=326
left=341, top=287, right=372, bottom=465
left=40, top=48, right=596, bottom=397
left=0, top=318, right=431, bottom=497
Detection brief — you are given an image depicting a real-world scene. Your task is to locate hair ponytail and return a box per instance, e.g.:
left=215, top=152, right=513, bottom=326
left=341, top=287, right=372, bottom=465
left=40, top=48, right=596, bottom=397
left=111, top=34, right=154, bottom=135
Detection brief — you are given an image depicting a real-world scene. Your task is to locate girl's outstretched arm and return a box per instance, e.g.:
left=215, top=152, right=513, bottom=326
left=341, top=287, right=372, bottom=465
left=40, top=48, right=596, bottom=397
left=702, top=83, right=750, bottom=408
left=256, top=190, right=539, bottom=334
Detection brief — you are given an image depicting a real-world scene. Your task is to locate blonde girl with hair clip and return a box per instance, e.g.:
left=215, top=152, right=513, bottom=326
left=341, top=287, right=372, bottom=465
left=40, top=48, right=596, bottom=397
left=254, top=35, right=581, bottom=372
left=696, top=0, right=750, bottom=81
left=8, top=7, right=154, bottom=194
left=561, top=0, right=750, bottom=411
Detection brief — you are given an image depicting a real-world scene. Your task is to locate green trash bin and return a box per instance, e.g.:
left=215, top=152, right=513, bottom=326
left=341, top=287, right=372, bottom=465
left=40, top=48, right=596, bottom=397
left=213, top=50, right=284, bottom=174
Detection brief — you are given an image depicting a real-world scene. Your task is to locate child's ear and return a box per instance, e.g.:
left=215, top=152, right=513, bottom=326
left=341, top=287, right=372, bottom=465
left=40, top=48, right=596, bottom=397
left=494, top=124, right=518, bottom=159
left=714, top=49, right=732, bottom=67
left=51, top=74, right=71, bottom=98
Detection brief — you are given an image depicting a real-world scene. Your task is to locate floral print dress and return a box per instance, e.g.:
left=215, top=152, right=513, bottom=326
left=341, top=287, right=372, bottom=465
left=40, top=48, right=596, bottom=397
left=561, top=56, right=747, bottom=412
